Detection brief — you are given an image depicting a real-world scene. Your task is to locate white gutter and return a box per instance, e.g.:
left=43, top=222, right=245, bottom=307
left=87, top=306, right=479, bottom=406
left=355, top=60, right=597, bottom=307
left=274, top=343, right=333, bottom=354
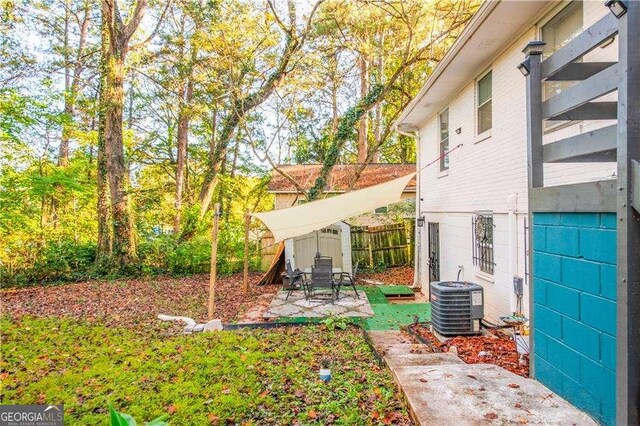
left=397, top=127, right=423, bottom=290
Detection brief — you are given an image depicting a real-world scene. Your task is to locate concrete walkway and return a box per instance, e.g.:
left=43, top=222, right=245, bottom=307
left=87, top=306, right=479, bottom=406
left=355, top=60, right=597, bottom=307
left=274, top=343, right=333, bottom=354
left=368, top=331, right=597, bottom=425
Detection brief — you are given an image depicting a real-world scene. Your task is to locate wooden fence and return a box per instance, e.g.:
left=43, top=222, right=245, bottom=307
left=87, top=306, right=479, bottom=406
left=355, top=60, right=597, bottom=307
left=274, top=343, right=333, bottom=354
left=351, top=221, right=414, bottom=269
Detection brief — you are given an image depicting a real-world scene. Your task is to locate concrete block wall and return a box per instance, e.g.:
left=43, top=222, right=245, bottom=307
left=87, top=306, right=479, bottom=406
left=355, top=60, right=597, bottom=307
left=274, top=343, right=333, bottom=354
left=532, top=212, right=616, bottom=425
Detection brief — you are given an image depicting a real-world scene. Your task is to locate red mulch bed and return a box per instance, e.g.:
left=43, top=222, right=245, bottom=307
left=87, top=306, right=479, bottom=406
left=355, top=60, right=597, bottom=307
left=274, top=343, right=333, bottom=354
left=1, top=273, right=277, bottom=331
left=358, top=266, right=414, bottom=286
left=409, top=324, right=530, bottom=377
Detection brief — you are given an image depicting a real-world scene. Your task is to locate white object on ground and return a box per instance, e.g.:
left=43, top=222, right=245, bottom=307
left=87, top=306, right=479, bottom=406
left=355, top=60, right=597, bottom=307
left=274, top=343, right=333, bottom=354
left=157, top=314, right=223, bottom=333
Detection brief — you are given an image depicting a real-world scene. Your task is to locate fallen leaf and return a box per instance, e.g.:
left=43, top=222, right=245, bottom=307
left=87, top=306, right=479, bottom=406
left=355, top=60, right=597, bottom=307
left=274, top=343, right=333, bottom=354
left=308, top=409, right=317, bottom=419
left=484, top=412, right=498, bottom=420
left=508, top=383, right=520, bottom=389
left=167, top=405, right=177, bottom=415
left=419, top=378, right=428, bottom=383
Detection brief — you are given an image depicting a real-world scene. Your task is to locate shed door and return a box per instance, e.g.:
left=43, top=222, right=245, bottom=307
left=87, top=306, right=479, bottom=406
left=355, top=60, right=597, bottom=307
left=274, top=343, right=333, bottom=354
left=293, top=226, right=343, bottom=271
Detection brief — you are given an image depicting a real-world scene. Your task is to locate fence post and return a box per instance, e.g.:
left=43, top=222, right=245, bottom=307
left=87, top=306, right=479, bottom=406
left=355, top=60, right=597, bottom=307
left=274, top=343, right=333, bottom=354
left=243, top=209, right=250, bottom=294
left=367, top=231, right=373, bottom=269
left=208, top=203, right=221, bottom=320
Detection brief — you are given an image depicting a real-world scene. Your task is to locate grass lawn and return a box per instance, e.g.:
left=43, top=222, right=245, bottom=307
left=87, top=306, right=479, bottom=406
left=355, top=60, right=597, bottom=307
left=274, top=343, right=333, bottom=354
left=0, top=317, right=412, bottom=425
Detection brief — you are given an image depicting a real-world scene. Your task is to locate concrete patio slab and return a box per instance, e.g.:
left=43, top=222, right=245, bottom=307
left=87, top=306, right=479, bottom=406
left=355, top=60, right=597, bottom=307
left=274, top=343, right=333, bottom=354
left=366, top=330, right=595, bottom=425
left=384, top=353, right=464, bottom=369
left=392, top=363, right=597, bottom=425
left=263, top=290, right=374, bottom=319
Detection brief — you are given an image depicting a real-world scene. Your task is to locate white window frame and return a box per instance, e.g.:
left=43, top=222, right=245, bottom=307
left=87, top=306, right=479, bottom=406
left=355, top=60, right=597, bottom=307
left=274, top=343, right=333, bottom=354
left=475, top=68, right=493, bottom=141
left=438, top=108, right=450, bottom=172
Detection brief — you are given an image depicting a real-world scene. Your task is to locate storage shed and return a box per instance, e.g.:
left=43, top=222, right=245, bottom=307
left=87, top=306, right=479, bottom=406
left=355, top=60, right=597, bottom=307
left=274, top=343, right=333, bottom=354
left=283, top=222, right=352, bottom=274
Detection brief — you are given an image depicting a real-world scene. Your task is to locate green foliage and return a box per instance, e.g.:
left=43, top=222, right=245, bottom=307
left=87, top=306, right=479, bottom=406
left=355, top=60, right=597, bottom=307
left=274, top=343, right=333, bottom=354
left=308, top=84, right=384, bottom=200
left=1, top=317, right=410, bottom=424
left=0, top=0, right=478, bottom=285
left=109, top=404, right=168, bottom=426
left=323, top=313, right=351, bottom=331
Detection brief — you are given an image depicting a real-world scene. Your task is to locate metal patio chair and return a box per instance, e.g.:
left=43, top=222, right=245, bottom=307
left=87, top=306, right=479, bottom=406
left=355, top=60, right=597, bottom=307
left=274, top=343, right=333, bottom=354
left=283, top=259, right=306, bottom=300
left=315, top=256, right=333, bottom=268
left=304, top=263, right=338, bottom=302
left=336, top=260, right=360, bottom=299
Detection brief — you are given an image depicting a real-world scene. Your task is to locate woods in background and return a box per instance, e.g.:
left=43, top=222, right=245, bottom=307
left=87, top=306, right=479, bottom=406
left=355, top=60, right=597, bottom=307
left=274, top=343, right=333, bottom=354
left=0, top=0, right=479, bottom=285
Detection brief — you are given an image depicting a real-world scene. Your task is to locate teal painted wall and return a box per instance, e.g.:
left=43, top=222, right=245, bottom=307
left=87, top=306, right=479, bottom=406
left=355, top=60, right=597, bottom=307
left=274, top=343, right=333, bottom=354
left=532, top=213, right=616, bottom=425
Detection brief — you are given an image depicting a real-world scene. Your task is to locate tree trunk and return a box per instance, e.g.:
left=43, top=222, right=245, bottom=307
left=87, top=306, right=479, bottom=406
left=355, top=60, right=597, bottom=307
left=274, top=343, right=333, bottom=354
left=173, top=80, right=193, bottom=235
left=372, top=49, right=383, bottom=163
left=100, top=0, right=149, bottom=266
left=104, top=49, right=138, bottom=265
left=357, top=53, right=369, bottom=163
left=96, top=8, right=111, bottom=259
left=59, top=0, right=90, bottom=166
left=59, top=0, right=71, bottom=167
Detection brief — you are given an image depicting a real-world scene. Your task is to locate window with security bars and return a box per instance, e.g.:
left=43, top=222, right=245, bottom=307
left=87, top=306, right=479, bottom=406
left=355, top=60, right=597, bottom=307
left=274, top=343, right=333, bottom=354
left=472, top=212, right=494, bottom=274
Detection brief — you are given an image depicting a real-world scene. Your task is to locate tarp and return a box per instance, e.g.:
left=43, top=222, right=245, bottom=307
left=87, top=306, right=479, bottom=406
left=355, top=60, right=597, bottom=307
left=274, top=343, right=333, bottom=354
left=252, top=172, right=416, bottom=242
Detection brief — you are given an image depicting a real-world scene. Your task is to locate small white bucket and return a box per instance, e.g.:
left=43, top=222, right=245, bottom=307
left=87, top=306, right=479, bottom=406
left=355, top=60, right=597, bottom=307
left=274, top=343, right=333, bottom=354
left=319, top=368, right=331, bottom=381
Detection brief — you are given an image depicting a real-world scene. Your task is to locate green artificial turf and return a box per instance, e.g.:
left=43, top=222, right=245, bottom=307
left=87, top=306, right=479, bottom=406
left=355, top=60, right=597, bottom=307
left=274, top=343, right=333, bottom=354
left=357, top=286, right=388, bottom=304
left=377, top=285, right=415, bottom=296
left=363, top=303, right=432, bottom=331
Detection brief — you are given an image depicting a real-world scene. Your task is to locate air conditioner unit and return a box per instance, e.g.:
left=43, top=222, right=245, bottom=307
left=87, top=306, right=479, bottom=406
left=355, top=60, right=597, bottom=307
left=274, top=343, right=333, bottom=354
left=430, top=281, right=484, bottom=336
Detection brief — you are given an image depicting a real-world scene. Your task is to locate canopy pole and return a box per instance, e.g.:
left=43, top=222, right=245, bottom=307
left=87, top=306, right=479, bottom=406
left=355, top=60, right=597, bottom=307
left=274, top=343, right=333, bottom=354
left=208, top=203, right=221, bottom=320
left=243, top=209, right=250, bottom=294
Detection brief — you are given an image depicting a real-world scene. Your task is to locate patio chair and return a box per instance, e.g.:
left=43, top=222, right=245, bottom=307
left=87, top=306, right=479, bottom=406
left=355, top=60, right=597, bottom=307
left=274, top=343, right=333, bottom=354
left=336, top=260, right=360, bottom=299
left=315, top=256, right=333, bottom=268
left=283, top=259, right=306, bottom=300
left=304, top=264, right=338, bottom=302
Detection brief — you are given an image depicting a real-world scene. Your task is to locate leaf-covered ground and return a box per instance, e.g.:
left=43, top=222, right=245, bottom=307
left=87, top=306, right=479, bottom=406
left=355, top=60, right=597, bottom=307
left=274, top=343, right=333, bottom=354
left=409, top=324, right=530, bottom=377
left=0, top=317, right=412, bottom=425
left=358, top=267, right=414, bottom=286
left=0, top=273, right=275, bottom=331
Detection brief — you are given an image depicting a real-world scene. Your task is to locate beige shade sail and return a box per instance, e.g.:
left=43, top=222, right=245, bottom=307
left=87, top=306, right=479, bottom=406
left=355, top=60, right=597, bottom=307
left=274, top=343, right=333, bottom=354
left=252, top=172, right=416, bottom=242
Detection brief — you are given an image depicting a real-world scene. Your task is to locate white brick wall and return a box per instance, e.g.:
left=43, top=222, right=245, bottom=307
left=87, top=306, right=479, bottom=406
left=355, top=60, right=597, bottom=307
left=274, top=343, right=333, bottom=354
left=416, top=2, right=615, bottom=321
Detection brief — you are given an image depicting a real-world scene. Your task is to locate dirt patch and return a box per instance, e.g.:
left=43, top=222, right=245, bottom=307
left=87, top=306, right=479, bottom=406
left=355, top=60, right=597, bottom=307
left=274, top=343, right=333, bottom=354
left=408, top=324, right=530, bottom=377
left=1, top=273, right=277, bottom=331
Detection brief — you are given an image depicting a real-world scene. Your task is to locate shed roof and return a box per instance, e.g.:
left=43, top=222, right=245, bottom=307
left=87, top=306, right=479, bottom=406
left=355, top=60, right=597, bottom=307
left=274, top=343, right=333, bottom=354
left=268, top=163, right=416, bottom=193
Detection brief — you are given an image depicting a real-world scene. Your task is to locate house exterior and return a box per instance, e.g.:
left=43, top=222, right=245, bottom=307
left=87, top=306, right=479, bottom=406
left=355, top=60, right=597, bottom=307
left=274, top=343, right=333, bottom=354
left=266, top=163, right=416, bottom=274
left=395, top=1, right=640, bottom=424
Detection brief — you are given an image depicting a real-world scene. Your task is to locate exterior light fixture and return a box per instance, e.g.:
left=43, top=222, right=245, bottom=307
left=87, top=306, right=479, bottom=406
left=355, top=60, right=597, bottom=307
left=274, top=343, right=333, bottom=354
left=605, top=0, right=627, bottom=18
left=455, top=127, right=462, bottom=135
left=417, top=216, right=425, bottom=227
left=522, top=41, right=546, bottom=57
left=517, top=58, right=531, bottom=77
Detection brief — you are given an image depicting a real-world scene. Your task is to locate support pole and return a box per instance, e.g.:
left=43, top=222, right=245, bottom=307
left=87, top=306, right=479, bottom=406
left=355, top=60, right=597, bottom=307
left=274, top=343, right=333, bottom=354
left=208, top=203, right=220, bottom=320
left=243, top=209, right=250, bottom=294
left=616, top=2, right=640, bottom=423
left=522, top=40, right=545, bottom=378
